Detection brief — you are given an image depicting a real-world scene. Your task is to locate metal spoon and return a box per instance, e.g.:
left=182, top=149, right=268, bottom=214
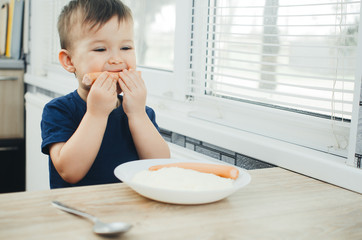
left=52, top=201, right=132, bottom=236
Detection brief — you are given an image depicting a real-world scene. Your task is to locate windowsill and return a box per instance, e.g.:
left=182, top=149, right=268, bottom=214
left=24, top=70, right=77, bottom=96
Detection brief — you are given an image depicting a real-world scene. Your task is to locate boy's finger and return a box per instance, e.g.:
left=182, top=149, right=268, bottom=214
left=128, top=69, right=144, bottom=88
left=119, top=70, right=137, bottom=90
left=110, top=81, right=117, bottom=95
left=102, top=75, right=115, bottom=91
left=118, top=78, right=130, bottom=94
left=92, top=72, right=109, bottom=87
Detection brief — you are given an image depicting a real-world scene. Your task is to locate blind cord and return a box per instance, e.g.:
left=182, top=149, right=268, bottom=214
left=331, top=0, right=348, bottom=150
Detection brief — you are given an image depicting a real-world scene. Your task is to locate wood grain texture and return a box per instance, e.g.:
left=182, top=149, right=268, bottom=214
left=0, top=168, right=361, bottom=240
left=0, top=69, right=24, bottom=138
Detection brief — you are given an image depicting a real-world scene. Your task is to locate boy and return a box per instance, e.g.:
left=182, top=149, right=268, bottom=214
left=41, top=0, right=170, bottom=188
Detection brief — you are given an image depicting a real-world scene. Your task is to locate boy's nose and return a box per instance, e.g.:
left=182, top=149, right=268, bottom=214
left=109, top=57, right=122, bottom=64
left=108, top=54, right=123, bottom=64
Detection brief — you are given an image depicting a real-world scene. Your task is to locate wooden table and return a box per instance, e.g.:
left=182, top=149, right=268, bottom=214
left=0, top=167, right=361, bottom=240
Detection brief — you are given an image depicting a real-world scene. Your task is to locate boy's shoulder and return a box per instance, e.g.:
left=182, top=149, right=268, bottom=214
left=46, top=90, right=81, bottom=105
left=44, top=90, right=85, bottom=113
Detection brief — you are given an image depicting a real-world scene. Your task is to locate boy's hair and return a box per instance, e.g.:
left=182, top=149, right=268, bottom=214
left=57, top=0, right=132, bottom=50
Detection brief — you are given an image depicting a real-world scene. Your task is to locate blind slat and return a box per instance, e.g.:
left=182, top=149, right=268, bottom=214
left=193, top=67, right=355, bottom=84
left=207, top=23, right=359, bottom=28
left=190, top=46, right=357, bottom=61
left=201, top=40, right=357, bottom=51
left=191, top=89, right=350, bottom=116
left=189, top=83, right=353, bottom=104
left=207, top=1, right=360, bottom=9
left=203, top=31, right=358, bottom=38
left=190, top=77, right=354, bottom=94
left=200, top=56, right=356, bottom=73
left=209, top=12, right=360, bottom=18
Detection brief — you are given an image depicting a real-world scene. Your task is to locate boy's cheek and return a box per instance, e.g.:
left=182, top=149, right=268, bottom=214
left=127, top=56, right=137, bottom=69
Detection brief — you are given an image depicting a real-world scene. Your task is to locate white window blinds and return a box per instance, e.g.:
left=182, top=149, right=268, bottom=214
left=189, top=0, right=360, bottom=121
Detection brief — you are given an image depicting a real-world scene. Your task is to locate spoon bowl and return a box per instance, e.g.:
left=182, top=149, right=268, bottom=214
left=52, top=201, right=132, bottom=236
left=93, top=220, right=132, bottom=235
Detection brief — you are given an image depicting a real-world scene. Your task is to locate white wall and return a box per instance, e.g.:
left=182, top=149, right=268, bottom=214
left=25, top=92, right=51, bottom=191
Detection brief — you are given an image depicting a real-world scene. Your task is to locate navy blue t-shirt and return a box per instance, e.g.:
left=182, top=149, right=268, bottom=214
left=41, top=90, right=159, bottom=189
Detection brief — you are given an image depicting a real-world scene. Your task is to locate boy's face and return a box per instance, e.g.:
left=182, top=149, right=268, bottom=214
left=63, top=16, right=136, bottom=87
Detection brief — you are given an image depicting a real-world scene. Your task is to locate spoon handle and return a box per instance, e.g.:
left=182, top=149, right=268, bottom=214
left=52, top=201, right=98, bottom=223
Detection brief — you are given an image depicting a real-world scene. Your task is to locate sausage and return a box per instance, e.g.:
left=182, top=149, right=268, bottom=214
left=82, top=72, right=119, bottom=86
left=149, top=162, right=239, bottom=180
left=82, top=70, right=142, bottom=86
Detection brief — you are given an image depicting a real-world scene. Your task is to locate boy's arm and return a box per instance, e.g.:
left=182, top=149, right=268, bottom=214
left=118, top=69, right=170, bottom=159
left=49, top=73, right=118, bottom=184
left=128, top=112, right=170, bottom=159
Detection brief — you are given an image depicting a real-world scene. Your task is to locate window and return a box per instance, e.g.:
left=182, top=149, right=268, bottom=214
left=187, top=0, right=360, bottom=156
left=30, top=0, right=177, bottom=94
left=123, top=0, right=176, bottom=71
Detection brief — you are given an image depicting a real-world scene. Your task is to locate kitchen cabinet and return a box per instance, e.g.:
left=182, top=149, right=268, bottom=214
left=0, top=68, right=24, bottom=139
left=0, top=139, right=25, bottom=193
left=0, top=61, right=25, bottom=193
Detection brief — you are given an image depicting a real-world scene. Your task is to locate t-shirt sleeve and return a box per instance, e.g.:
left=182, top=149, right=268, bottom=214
left=41, top=100, right=78, bottom=155
left=146, top=107, right=160, bottom=131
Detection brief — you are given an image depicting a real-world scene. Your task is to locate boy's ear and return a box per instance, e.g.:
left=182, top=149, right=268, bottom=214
left=59, top=49, right=76, bottom=73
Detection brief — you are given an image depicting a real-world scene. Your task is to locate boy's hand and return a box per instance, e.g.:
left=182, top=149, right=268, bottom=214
left=82, top=72, right=118, bottom=86
left=86, top=72, right=118, bottom=117
left=117, top=69, right=146, bottom=118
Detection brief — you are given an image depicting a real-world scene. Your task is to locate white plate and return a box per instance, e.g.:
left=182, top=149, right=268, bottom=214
left=114, top=158, right=251, bottom=205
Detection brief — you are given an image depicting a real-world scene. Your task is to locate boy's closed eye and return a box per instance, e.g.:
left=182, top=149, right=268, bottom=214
left=93, top=47, right=132, bottom=52
left=93, top=48, right=106, bottom=52
left=121, top=46, right=132, bottom=50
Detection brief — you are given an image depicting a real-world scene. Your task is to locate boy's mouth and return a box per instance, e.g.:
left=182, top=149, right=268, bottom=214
left=107, top=69, right=125, bottom=73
